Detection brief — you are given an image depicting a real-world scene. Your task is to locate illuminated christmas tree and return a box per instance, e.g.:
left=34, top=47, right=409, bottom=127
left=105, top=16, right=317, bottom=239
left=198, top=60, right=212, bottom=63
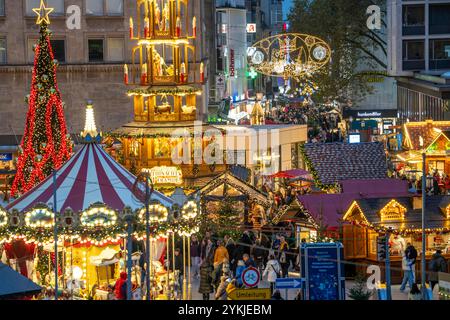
left=11, top=1, right=72, bottom=197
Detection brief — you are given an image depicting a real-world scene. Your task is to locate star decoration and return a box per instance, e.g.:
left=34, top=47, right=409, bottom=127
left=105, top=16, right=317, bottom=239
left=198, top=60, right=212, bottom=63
left=32, top=0, right=54, bottom=25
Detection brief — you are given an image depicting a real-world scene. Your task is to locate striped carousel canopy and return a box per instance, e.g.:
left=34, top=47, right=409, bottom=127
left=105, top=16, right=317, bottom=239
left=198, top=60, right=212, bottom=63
left=6, top=104, right=173, bottom=215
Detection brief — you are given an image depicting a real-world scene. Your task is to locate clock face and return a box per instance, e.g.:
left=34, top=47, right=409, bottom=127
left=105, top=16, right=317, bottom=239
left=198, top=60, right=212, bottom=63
left=242, top=267, right=260, bottom=287
left=313, top=45, right=327, bottom=61
left=251, top=51, right=264, bottom=65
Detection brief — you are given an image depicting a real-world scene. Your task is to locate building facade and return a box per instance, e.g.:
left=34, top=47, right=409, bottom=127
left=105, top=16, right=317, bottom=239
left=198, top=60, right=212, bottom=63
left=388, top=0, right=450, bottom=122
left=0, top=0, right=209, bottom=135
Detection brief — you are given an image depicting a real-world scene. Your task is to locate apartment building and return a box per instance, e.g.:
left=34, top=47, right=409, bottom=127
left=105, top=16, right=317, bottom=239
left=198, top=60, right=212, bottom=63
left=388, top=0, right=450, bottom=121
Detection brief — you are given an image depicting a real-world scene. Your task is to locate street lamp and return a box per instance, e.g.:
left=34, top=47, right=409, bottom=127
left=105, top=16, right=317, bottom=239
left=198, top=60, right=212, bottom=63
left=420, top=136, right=427, bottom=299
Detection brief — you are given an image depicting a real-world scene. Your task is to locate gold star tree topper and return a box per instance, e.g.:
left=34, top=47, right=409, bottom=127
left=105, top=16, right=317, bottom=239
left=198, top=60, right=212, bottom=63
left=32, top=0, right=54, bottom=25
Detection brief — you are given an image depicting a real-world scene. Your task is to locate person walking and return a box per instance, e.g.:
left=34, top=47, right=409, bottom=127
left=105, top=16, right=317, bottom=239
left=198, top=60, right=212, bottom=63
left=198, top=260, right=213, bottom=300
left=279, top=236, right=290, bottom=277
left=429, top=249, right=448, bottom=290
left=224, top=235, right=237, bottom=273
left=400, top=250, right=415, bottom=292
left=190, top=235, right=201, bottom=278
left=263, top=255, right=281, bottom=294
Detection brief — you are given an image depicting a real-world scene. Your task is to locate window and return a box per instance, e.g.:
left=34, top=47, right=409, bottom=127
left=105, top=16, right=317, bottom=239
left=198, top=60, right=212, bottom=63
left=105, top=0, right=123, bottom=16
left=403, top=40, right=424, bottom=60
left=402, top=5, right=424, bottom=26
left=430, top=39, right=450, bottom=60
left=0, top=0, right=5, bottom=16
left=0, top=38, right=6, bottom=64
left=86, top=0, right=123, bottom=16
left=88, top=39, right=104, bottom=62
left=86, top=0, right=103, bottom=15
left=26, top=0, right=64, bottom=16
left=50, top=39, right=65, bottom=63
left=430, top=5, right=450, bottom=34
left=27, top=38, right=65, bottom=63
left=107, top=38, right=124, bottom=62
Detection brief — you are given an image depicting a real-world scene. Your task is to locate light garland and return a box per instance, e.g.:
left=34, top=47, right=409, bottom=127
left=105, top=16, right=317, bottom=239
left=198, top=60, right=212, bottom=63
left=181, top=201, right=199, bottom=220
left=25, top=207, right=54, bottom=229
left=80, top=205, right=118, bottom=228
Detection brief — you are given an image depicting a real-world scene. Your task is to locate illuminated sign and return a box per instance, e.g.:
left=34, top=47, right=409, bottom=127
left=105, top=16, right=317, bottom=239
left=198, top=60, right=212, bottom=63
left=229, top=49, right=235, bottom=77
left=246, top=23, right=256, bottom=33
left=0, top=153, right=12, bottom=161
left=142, top=166, right=183, bottom=185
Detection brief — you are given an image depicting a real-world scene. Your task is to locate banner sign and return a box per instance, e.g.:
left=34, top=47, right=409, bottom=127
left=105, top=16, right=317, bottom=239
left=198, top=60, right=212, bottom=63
left=229, top=49, right=235, bottom=77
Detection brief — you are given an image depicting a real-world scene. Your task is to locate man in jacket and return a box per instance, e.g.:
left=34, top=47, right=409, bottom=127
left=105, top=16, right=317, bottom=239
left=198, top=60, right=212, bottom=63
left=429, top=249, right=448, bottom=290
left=400, top=251, right=415, bottom=292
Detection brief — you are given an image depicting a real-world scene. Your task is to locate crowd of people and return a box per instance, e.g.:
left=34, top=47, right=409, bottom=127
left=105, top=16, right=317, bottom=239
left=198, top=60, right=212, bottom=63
left=266, top=104, right=343, bottom=143
left=188, top=230, right=301, bottom=300
left=398, top=242, right=448, bottom=300
left=393, top=169, right=450, bottom=195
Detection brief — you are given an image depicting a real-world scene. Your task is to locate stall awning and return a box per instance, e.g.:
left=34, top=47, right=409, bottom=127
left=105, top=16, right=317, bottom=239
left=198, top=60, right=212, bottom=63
left=0, top=263, right=41, bottom=298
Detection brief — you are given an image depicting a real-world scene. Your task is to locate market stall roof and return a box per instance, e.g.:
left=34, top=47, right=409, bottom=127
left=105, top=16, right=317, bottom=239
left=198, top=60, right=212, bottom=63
left=199, top=171, right=271, bottom=208
left=6, top=142, right=173, bottom=213
left=273, top=198, right=319, bottom=229
left=403, top=119, right=450, bottom=150
left=0, top=262, right=41, bottom=298
left=297, top=179, right=411, bottom=227
left=268, top=169, right=311, bottom=179
left=302, top=142, right=387, bottom=185
left=343, top=195, right=450, bottom=230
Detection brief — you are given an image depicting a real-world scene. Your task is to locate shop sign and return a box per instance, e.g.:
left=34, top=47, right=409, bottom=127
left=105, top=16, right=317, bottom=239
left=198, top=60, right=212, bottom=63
left=344, top=109, right=398, bottom=119
left=0, top=153, right=12, bottom=162
left=141, top=166, right=183, bottom=185
left=229, top=49, right=235, bottom=77
left=227, top=288, right=270, bottom=300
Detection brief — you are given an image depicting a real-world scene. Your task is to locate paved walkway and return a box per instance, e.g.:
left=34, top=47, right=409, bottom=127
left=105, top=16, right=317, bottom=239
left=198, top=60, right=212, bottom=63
left=187, top=277, right=439, bottom=300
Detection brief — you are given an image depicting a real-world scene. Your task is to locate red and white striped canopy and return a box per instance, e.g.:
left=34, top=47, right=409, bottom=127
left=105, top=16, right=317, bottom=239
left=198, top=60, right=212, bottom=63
left=6, top=143, right=173, bottom=213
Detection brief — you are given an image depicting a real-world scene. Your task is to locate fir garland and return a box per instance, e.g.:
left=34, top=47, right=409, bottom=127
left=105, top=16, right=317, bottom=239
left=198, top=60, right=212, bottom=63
left=299, top=144, right=340, bottom=193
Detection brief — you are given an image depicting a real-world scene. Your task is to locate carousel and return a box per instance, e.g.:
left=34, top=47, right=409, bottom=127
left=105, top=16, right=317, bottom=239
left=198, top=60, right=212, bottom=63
left=0, top=103, right=199, bottom=300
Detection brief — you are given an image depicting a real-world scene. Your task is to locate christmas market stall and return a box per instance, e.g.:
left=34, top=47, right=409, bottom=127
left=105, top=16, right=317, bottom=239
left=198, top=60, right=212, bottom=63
left=342, top=195, right=450, bottom=283
left=198, top=171, right=272, bottom=231
left=397, top=120, right=450, bottom=177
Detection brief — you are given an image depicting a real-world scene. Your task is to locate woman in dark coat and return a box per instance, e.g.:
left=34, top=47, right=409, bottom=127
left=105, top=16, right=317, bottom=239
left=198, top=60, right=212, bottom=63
left=198, top=260, right=214, bottom=300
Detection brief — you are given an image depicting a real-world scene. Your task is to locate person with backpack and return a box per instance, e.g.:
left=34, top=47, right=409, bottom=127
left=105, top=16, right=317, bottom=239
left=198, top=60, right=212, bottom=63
left=429, top=249, right=448, bottom=290
left=263, top=255, right=281, bottom=294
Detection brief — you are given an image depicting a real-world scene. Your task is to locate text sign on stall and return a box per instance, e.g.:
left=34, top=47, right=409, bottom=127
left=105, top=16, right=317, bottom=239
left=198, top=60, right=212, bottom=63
left=301, top=242, right=345, bottom=300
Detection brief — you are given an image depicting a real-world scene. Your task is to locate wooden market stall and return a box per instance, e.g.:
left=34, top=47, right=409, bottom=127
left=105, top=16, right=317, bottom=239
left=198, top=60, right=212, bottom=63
left=342, top=195, right=450, bottom=283
left=199, top=171, right=272, bottom=229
